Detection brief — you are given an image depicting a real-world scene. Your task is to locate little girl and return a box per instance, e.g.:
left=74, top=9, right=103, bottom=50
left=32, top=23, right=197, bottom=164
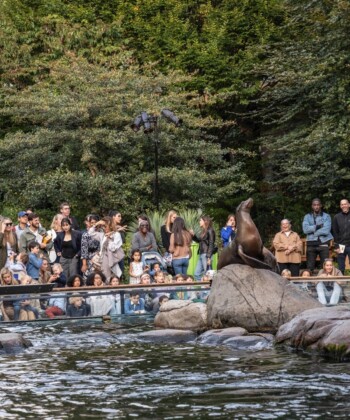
left=109, top=275, right=121, bottom=315
left=129, top=249, right=146, bottom=284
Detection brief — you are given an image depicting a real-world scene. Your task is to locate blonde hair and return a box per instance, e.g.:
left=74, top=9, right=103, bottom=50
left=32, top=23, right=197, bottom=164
left=0, top=267, right=17, bottom=285
left=165, top=210, right=177, bottom=233
left=1, top=218, right=17, bottom=247
left=69, top=295, right=84, bottom=305
left=50, top=214, right=64, bottom=231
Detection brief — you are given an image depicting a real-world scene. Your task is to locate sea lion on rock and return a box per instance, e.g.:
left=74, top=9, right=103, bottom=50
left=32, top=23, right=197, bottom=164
left=218, top=197, right=277, bottom=271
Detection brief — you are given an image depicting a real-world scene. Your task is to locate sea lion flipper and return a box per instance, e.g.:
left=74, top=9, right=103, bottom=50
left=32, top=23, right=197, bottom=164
left=237, top=244, right=273, bottom=270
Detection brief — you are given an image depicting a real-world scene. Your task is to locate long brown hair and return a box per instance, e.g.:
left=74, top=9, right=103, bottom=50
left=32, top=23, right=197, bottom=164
left=173, top=217, right=190, bottom=246
left=200, top=215, right=213, bottom=238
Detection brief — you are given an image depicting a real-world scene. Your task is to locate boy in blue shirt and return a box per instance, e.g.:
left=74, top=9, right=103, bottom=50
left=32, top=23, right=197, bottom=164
left=26, top=241, right=43, bottom=281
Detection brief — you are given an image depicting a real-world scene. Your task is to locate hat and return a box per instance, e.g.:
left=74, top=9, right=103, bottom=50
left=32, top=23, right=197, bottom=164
left=18, top=211, right=28, bottom=217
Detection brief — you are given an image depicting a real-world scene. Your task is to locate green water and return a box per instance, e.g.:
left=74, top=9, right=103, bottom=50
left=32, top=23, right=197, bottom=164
left=1, top=319, right=350, bottom=419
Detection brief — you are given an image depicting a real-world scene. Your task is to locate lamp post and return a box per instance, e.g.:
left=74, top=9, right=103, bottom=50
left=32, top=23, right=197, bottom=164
left=131, top=109, right=182, bottom=210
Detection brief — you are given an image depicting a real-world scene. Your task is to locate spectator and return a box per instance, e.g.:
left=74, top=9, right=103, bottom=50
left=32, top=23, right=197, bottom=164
left=169, top=217, right=193, bottom=275
left=316, top=258, right=343, bottom=305
left=50, top=263, right=67, bottom=288
left=81, top=214, right=101, bottom=279
left=45, top=294, right=66, bottom=318
left=6, top=251, right=28, bottom=282
left=108, top=210, right=127, bottom=274
left=26, top=241, right=43, bottom=281
left=0, top=217, right=18, bottom=270
left=124, top=291, right=145, bottom=314
left=38, top=258, right=52, bottom=284
left=109, top=275, right=121, bottom=315
left=273, top=219, right=303, bottom=277
left=18, top=275, right=40, bottom=320
left=86, top=271, right=114, bottom=316
left=66, top=295, right=90, bottom=317
left=281, top=269, right=292, bottom=278
left=59, top=202, right=79, bottom=230
left=46, top=214, right=64, bottom=264
left=220, top=214, right=236, bottom=248
left=332, top=199, right=350, bottom=274
left=193, top=215, right=216, bottom=281
left=131, top=221, right=157, bottom=254
left=0, top=267, right=21, bottom=321
left=66, top=274, right=84, bottom=288
left=19, top=213, right=52, bottom=257
left=160, top=210, right=178, bottom=252
left=302, top=198, right=333, bottom=271
left=129, top=249, right=146, bottom=284
left=54, top=218, right=82, bottom=279
left=15, top=211, right=28, bottom=242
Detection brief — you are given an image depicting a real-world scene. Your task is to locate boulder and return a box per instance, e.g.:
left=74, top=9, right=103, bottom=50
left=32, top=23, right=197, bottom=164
left=0, top=333, right=32, bottom=354
left=275, top=306, right=350, bottom=360
left=197, top=327, right=247, bottom=345
left=207, top=264, right=321, bottom=333
left=223, top=335, right=272, bottom=350
left=137, top=329, right=197, bottom=343
left=154, top=300, right=207, bottom=331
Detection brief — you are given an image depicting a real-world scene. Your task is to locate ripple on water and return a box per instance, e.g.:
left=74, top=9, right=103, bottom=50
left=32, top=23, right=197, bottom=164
left=1, top=321, right=350, bottom=418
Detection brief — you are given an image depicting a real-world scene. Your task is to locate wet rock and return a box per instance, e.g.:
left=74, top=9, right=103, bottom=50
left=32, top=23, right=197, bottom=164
left=197, top=327, right=247, bottom=345
left=207, top=264, right=321, bottom=333
left=223, top=335, right=272, bottom=350
left=138, top=329, right=197, bottom=343
left=0, top=333, right=32, bottom=354
left=276, top=306, right=350, bottom=360
left=154, top=300, right=207, bottom=332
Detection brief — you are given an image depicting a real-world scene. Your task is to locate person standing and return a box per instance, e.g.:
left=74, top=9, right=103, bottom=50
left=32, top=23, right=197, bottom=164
left=220, top=214, right=236, bottom=248
left=302, top=198, right=333, bottom=271
left=59, top=202, right=80, bottom=230
left=332, top=199, right=350, bottom=274
left=169, top=217, right=193, bottom=275
left=193, top=215, right=216, bottom=281
left=0, top=217, right=18, bottom=270
left=273, top=219, right=302, bottom=277
left=161, top=210, right=178, bottom=252
left=15, top=211, right=28, bottom=242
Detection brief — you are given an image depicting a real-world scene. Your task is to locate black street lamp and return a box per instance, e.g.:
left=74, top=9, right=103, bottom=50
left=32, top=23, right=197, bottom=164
left=131, top=109, right=182, bottom=210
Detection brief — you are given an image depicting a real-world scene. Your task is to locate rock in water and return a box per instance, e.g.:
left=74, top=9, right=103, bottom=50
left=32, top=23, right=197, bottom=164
left=197, top=327, right=248, bottom=345
left=0, top=333, right=32, bottom=354
left=276, top=306, right=350, bottom=360
left=154, top=300, right=207, bottom=332
left=138, top=329, right=197, bottom=343
left=207, top=264, right=321, bottom=333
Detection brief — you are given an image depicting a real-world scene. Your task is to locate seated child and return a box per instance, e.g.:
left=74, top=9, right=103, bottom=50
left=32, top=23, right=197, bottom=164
left=66, top=295, right=91, bottom=317
left=109, top=275, right=121, bottom=315
left=6, top=252, right=28, bottom=281
left=124, top=291, right=146, bottom=314
left=152, top=294, right=169, bottom=314
left=45, top=295, right=66, bottom=318
left=50, top=263, right=67, bottom=288
left=19, top=275, right=40, bottom=320
left=281, top=269, right=292, bottom=279
left=149, top=262, right=162, bottom=279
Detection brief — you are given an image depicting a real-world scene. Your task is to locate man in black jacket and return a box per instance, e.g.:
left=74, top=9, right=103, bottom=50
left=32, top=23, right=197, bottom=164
left=333, top=199, right=350, bottom=274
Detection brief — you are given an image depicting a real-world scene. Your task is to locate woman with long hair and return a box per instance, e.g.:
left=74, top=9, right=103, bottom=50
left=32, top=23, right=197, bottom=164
left=0, top=217, right=18, bottom=270
left=169, top=217, right=193, bottom=275
left=46, top=214, right=64, bottom=264
left=316, top=258, right=344, bottom=305
left=161, top=210, right=178, bottom=252
left=81, top=214, right=101, bottom=279
left=94, top=216, right=124, bottom=280
left=54, top=218, right=82, bottom=279
left=0, top=267, right=20, bottom=321
left=193, top=215, right=216, bottom=281
left=220, top=214, right=236, bottom=248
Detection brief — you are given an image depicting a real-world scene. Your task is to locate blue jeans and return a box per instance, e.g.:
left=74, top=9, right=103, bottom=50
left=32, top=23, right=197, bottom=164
left=172, top=258, right=190, bottom=275
left=194, top=253, right=209, bottom=281
left=336, top=246, right=350, bottom=274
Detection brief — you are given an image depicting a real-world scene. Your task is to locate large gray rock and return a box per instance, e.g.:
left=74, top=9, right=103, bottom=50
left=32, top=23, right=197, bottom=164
left=207, top=264, right=321, bottom=333
left=0, top=333, right=32, bottom=354
left=276, top=306, right=350, bottom=360
left=197, top=327, right=247, bottom=345
left=138, top=329, right=197, bottom=343
left=154, top=300, right=207, bottom=331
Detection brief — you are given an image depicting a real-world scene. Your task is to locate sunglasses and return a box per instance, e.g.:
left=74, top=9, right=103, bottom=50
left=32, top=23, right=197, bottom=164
left=5, top=223, right=13, bottom=227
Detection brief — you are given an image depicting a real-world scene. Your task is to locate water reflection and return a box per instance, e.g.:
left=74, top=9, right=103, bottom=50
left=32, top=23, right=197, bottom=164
left=1, top=320, right=350, bottom=418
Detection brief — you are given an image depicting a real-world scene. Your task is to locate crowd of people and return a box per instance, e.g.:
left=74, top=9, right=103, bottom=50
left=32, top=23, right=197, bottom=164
left=1, top=197, right=350, bottom=321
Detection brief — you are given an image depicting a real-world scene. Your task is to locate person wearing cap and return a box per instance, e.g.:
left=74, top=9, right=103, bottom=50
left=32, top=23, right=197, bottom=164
left=15, top=211, right=28, bottom=242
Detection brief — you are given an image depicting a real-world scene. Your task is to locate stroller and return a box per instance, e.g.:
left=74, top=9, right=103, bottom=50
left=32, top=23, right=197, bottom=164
left=141, top=252, right=168, bottom=274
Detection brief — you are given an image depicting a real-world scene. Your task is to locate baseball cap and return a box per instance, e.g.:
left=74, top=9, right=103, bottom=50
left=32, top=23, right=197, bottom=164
left=18, top=211, right=28, bottom=217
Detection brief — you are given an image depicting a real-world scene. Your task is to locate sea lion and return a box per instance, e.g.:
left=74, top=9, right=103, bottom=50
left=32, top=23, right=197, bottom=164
left=218, top=198, right=277, bottom=271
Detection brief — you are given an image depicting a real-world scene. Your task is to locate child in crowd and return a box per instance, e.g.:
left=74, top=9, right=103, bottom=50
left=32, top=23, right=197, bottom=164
left=66, top=295, right=91, bottom=317
left=86, top=271, right=114, bottom=316
left=281, top=269, right=292, bottom=279
left=152, top=294, right=169, bottom=314
left=124, top=291, right=146, bottom=314
left=45, top=294, right=66, bottom=318
left=149, top=262, right=161, bottom=279
left=66, top=274, right=85, bottom=288
left=6, top=252, right=28, bottom=281
left=0, top=268, right=21, bottom=321
left=26, top=241, right=43, bottom=281
left=50, top=263, right=67, bottom=288
left=109, top=275, right=121, bottom=315
left=129, top=249, right=146, bottom=284
left=19, top=275, right=40, bottom=320
left=139, top=273, right=156, bottom=312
